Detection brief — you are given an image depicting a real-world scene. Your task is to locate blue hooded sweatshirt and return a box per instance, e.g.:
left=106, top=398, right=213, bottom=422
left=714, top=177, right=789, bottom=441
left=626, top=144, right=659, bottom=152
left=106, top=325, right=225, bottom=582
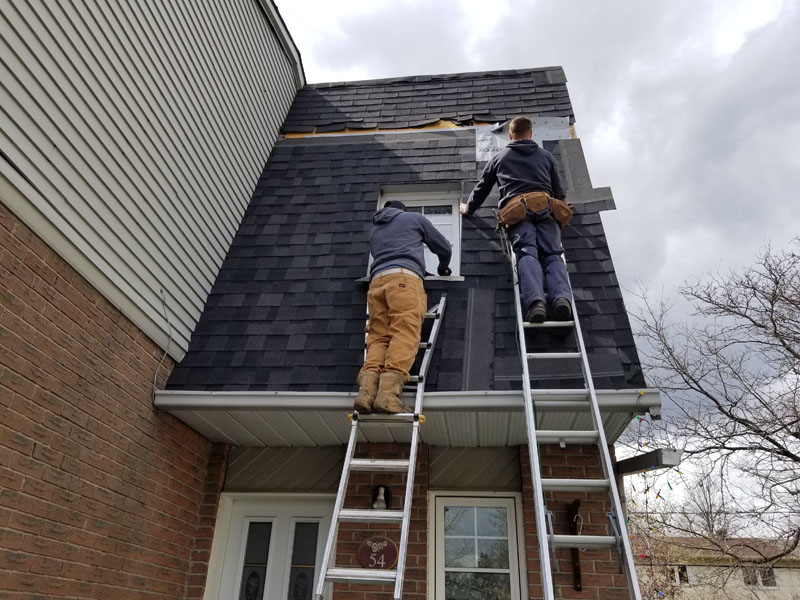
left=369, top=207, right=452, bottom=279
left=465, top=139, right=566, bottom=215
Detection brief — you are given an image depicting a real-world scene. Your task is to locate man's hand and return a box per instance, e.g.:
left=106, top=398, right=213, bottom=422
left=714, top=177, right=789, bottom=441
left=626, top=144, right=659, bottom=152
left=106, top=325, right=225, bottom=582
left=437, top=264, right=452, bottom=277
left=459, top=203, right=469, bottom=215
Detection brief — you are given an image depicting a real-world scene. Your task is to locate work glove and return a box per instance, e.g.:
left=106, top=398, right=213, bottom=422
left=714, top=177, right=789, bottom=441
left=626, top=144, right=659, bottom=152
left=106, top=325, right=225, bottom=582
left=437, top=264, right=452, bottom=277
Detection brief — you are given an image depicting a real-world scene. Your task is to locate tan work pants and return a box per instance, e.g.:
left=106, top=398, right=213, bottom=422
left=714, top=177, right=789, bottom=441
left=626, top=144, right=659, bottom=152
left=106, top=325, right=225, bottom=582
left=360, top=273, right=427, bottom=381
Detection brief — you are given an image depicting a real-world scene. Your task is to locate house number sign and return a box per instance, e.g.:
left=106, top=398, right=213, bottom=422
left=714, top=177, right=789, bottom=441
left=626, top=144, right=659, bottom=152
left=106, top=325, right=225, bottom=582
left=357, top=535, right=398, bottom=569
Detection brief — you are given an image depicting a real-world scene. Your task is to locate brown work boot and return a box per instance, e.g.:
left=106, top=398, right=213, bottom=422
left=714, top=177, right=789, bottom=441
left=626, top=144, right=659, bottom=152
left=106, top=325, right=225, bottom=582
left=373, top=372, right=412, bottom=414
left=353, top=371, right=379, bottom=414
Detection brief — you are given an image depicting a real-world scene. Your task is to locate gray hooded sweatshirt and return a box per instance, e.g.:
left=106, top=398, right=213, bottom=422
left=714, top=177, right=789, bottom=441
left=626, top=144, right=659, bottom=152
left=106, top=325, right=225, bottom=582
left=369, top=207, right=452, bottom=279
left=465, top=139, right=566, bottom=215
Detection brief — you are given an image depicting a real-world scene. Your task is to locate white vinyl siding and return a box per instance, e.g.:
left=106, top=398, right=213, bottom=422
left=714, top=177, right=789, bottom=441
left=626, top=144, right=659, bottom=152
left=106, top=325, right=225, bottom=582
left=0, top=0, right=300, bottom=357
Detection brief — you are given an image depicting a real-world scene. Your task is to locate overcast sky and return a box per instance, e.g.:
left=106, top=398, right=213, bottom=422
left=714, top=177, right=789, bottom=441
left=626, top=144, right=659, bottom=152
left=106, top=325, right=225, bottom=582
left=275, top=0, right=799, bottom=312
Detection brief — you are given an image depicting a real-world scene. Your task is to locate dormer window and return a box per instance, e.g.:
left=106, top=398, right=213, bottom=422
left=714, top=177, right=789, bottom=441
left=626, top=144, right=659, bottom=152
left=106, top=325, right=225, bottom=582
left=380, top=188, right=462, bottom=277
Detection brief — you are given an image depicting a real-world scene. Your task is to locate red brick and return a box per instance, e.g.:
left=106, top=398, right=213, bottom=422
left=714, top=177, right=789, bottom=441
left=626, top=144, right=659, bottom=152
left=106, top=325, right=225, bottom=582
left=1, top=212, right=226, bottom=599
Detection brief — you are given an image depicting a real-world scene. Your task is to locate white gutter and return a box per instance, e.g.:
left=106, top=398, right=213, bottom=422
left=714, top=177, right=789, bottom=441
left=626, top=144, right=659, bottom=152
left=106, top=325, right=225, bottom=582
left=154, top=388, right=661, bottom=414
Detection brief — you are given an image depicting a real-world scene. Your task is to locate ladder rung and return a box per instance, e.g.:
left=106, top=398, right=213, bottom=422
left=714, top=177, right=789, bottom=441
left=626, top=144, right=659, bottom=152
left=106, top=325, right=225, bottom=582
left=409, top=375, right=420, bottom=382
left=527, top=351, right=582, bottom=360
left=424, top=310, right=438, bottom=319
left=536, top=430, right=599, bottom=444
left=418, top=342, right=429, bottom=349
left=530, top=388, right=590, bottom=399
left=541, top=478, right=610, bottom=492
left=524, top=320, right=575, bottom=328
left=551, top=534, right=617, bottom=549
left=357, top=413, right=419, bottom=425
left=349, top=458, right=410, bottom=472
left=326, top=567, right=397, bottom=584
left=338, top=509, right=404, bottom=523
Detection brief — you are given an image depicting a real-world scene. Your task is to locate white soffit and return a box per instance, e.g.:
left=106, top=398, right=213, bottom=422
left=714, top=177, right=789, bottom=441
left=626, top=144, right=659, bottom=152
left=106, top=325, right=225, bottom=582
left=155, top=389, right=661, bottom=448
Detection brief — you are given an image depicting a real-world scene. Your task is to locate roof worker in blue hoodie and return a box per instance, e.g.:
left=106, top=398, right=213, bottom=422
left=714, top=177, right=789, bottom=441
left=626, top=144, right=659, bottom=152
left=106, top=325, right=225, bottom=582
left=461, top=116, right=573, bottom=323
left=354, top=200, right=452, bottom=415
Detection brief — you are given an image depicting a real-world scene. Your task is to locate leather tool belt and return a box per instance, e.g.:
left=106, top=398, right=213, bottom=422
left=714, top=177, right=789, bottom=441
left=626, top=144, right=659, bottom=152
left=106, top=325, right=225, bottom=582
left=496, top=191, right=573, bottom=229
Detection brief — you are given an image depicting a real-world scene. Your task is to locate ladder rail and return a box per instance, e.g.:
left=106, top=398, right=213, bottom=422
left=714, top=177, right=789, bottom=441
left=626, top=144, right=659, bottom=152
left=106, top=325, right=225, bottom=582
left=501, top=232, right=556, bottom=599
left=500, top=223, right=642, bottom=600
left=394, top=293, right=445, bottom=599
left=567, top=278, right=643, bottom=598
left=315, top=417, right=361, bottom=600
left=316, top=294, right=447, bottom=600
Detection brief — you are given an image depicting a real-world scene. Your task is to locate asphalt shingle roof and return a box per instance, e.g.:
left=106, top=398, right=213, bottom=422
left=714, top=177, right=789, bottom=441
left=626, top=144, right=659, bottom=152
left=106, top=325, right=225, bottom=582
left=282, top=67, right=573, bottom=133
left=166, top=127, right=645, bottom=392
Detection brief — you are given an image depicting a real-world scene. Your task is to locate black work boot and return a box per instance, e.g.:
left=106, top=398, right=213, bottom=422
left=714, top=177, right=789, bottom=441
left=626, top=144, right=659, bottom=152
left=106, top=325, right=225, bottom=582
left=525, top=300, right=547, bottom=323
left=552, top=297, right=573, bottom=321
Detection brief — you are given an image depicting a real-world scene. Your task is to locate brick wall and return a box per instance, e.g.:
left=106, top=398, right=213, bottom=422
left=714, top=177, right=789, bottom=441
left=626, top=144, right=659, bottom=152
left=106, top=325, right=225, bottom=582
left=522, top=444, right=632, bottom=600
left=322, top=441, right=634, bottom=600
left=0, top=203, right=227, bottom=599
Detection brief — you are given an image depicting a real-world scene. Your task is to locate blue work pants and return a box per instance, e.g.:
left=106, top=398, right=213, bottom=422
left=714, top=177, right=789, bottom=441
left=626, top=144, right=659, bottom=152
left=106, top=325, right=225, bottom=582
left=507, top=208, right=571, bottom=310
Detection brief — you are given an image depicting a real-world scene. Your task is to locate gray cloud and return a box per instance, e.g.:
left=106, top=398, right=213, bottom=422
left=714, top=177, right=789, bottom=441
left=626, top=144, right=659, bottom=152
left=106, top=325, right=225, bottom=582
left=277, top=0, right=800, bottom=306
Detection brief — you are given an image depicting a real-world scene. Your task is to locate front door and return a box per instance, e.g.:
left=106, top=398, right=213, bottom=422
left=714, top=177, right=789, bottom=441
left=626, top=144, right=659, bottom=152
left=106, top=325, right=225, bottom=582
left=206, top=495, right=333, bottom=600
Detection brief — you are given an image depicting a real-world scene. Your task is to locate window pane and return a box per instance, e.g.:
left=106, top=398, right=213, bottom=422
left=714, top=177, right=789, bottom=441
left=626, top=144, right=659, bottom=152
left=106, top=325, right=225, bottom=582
left=243, top=522, right=272, bottom=566
left=291, top=523, right=319, bottom=566
left=287, top=522, right=319, bottom=600
left=424, top=205, right=453, bottom=215
left=743, top=566, right=759, bottom=586
left=240, top=522, right=272, bottom=600
left=445, top=572, right=512, bottom=600
left=444, top=506, right=474, bottom=535
left=676, top=565, right=689, bottom=584
left=477, top=538, right=510, bottom=569
left=477, top=507, right=508, bottom=537
left=760, top=567, right=776, bottom=587
left=286, top=567, right=314, bottom=600
left=240, top=567, right=266, bottom=600
left=445, top=537, right=475, bottom=568
left=406, top=206, right=423, bottom=213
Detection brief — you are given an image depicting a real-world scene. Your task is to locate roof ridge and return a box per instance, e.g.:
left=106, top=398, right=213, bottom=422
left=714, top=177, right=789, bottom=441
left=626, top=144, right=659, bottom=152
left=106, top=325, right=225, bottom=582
left=305, top=66, right=566, bottom=89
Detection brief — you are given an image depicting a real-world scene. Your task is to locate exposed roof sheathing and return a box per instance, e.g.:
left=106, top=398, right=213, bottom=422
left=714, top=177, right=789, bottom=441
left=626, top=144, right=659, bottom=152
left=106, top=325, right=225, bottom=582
left=282, top=67, right=573, bottom=133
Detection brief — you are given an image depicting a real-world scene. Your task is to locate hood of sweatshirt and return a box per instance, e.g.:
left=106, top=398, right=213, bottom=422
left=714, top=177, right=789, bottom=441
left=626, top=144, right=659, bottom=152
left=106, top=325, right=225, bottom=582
left=507, top=139, right=539, bottom=156
left=373, top=206, right=404, bottom=224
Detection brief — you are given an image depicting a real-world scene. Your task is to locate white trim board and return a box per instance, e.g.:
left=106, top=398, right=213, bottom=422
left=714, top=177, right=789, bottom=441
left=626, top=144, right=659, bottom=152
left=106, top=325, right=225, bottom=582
left=155, top=388, right=660, bottom=412
left=153, top=389, right=661, bottom=447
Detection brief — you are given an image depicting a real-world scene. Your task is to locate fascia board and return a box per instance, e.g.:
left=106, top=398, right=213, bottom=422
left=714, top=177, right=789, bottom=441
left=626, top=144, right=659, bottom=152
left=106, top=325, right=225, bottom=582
left=154, top=388, right=661, bottom=412
left=256, top=0, right=306, bottom=88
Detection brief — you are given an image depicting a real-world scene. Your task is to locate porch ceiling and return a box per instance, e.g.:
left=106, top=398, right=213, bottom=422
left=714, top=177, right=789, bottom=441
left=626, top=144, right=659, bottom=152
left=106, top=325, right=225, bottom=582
left=154, top=389, right=660, bottom=448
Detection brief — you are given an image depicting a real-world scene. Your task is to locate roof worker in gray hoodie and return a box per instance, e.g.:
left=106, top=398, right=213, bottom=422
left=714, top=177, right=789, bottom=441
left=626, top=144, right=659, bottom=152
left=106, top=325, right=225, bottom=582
left=354, top=200, right=452, bottom=415
left=461, top=116, right=573, bottom=323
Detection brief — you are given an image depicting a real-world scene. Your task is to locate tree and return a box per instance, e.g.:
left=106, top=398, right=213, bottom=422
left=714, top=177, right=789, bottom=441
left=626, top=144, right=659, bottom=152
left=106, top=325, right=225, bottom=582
left=629, top=237, right=800, bottom=566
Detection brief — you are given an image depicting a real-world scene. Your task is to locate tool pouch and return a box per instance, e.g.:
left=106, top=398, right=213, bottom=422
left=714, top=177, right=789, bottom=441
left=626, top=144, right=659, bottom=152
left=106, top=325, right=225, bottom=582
left=550, top=197, right=574, bottom=228
left=496, top=191, right=551, bottom=228
left=496, top=196, right=527, bottom=228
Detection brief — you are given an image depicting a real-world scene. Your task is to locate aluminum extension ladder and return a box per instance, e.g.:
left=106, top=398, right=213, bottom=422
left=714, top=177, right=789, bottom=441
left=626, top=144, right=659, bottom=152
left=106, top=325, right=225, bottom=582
left=314, top=293, right=447, bottom=600
left=498, top=228, right=642, bottom=600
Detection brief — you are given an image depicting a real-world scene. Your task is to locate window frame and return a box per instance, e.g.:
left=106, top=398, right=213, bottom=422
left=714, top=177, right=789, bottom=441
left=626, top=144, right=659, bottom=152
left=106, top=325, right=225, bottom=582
left=376, top=189, right=463, bottom=280
left=742, top=565, right=779, bottom=588
left=429, top=491, right=528, bottom=600
left=671, top=564, right=690, bottom=586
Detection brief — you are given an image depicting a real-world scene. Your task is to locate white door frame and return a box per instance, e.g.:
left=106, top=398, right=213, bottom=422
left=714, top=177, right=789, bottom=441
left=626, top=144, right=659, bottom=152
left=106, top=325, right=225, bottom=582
left=204, top=493, right=335, bottom=600
left=427, top=491, right=529, bottom=600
